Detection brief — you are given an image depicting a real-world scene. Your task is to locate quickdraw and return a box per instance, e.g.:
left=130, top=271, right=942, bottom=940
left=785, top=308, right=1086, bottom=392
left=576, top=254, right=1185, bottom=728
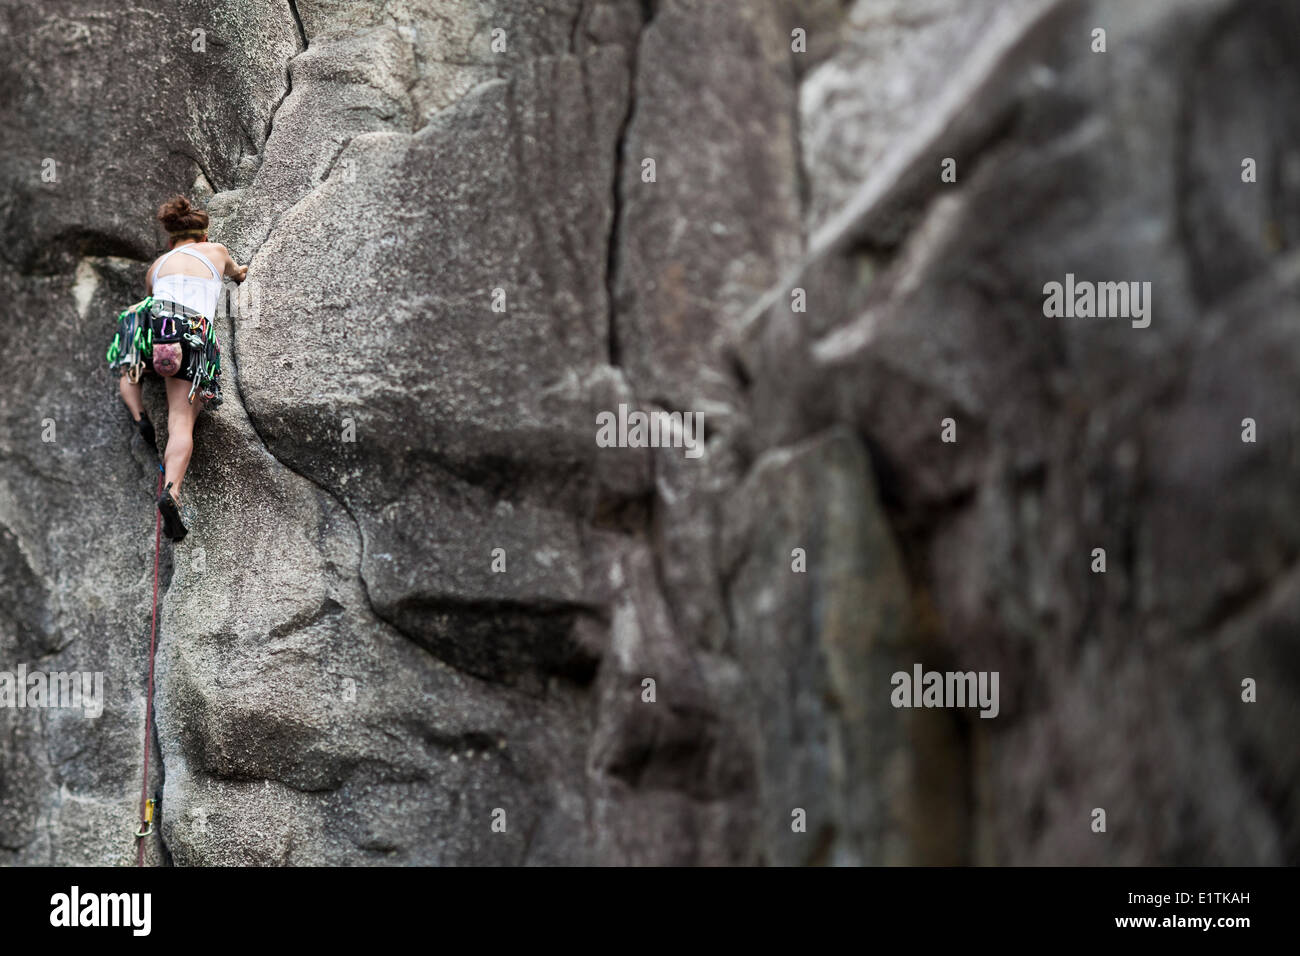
left=105, top=296, right=154, bottom=384
left=134, top=796, right=158, bottom=839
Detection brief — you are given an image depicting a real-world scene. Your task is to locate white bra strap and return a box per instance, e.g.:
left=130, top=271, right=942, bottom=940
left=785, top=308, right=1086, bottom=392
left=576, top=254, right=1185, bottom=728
left=150, top=249, right=178, bottom=285
left=152, top=246, right=221, bottom=283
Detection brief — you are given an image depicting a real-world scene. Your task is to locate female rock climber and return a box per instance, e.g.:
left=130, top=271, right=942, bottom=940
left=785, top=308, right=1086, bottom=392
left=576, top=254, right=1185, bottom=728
left=114, top=195, right=247, bottom=541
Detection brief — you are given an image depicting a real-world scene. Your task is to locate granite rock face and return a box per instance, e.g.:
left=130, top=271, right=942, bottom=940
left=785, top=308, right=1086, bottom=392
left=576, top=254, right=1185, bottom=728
left=1, top=0, right=1296, bottom=865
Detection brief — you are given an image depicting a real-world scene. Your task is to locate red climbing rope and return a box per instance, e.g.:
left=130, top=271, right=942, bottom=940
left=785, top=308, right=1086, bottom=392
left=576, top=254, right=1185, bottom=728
left=135, top=465, right=164, bottom=866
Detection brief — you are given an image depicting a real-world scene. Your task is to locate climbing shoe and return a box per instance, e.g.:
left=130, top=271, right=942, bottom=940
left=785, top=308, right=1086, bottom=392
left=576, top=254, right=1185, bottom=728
left=134, top=412, right=156, bottom=449
left=157, top=484, right=188, bottom=542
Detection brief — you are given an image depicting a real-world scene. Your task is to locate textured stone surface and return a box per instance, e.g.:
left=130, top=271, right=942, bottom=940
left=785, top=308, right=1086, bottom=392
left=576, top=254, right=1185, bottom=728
left=2, top=0, right=1297, bottom=867
left=738, top=0, right=1300, bottom=864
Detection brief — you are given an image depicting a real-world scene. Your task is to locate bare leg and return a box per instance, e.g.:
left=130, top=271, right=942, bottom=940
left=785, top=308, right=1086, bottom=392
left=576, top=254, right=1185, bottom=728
left=163, top=376, right=204, bottom=501
left=119, top=374, right=144, bottom=420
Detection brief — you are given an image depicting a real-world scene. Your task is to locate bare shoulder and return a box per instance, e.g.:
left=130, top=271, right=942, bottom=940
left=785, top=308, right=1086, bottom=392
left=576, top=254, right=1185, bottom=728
left=145, top=253, right=163, bottom=292
left=189, top=242, right=234, bottom=276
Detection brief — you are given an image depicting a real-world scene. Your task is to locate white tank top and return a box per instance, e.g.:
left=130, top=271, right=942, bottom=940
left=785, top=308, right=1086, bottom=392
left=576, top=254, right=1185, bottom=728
left=151, top=246, right=223, bottom=319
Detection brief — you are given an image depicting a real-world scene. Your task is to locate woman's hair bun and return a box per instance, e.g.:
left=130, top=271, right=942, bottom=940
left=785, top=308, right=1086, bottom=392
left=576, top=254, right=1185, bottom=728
left=157, top=195, right=208, bottom=233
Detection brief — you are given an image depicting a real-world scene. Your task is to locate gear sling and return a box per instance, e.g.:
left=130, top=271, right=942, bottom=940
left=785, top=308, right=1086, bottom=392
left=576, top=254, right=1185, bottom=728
left=106, top=295, right=224, bottom=406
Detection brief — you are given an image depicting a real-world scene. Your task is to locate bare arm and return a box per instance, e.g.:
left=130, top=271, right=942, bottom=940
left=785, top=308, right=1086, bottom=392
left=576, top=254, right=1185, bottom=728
left=216, top=244, right=248, bottom=283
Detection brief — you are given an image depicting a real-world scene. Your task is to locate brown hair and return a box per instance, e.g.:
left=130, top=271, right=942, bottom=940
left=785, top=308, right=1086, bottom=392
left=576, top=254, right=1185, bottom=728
left=157, top=195, right=209, bottom=238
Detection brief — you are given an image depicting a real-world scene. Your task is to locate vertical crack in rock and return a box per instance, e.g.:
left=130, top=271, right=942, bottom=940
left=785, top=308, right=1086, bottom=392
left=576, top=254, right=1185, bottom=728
left=287, top=0, right=308, bottom=50
left=215, top=0, right=434, bottom=675
left=143, top=7, right=313, bottom=863
left=264, top=1, right=310, bottom=147
left=263, top=69, right=293, bottom=147
left=605, top=1, right=656, bottom=367
left=221, top=301, right=387, bottom=639
left=139, top=512, right=175, bottom=867
left=222, top=283, right=555, bottom=681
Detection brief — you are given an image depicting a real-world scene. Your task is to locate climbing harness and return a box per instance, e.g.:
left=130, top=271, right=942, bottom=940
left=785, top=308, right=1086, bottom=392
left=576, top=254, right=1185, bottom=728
left=107, top=297, right=224, bottom=407
left=134, top=464, right=165, bottom=866
left=148, top=299, right=224, bottom=407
